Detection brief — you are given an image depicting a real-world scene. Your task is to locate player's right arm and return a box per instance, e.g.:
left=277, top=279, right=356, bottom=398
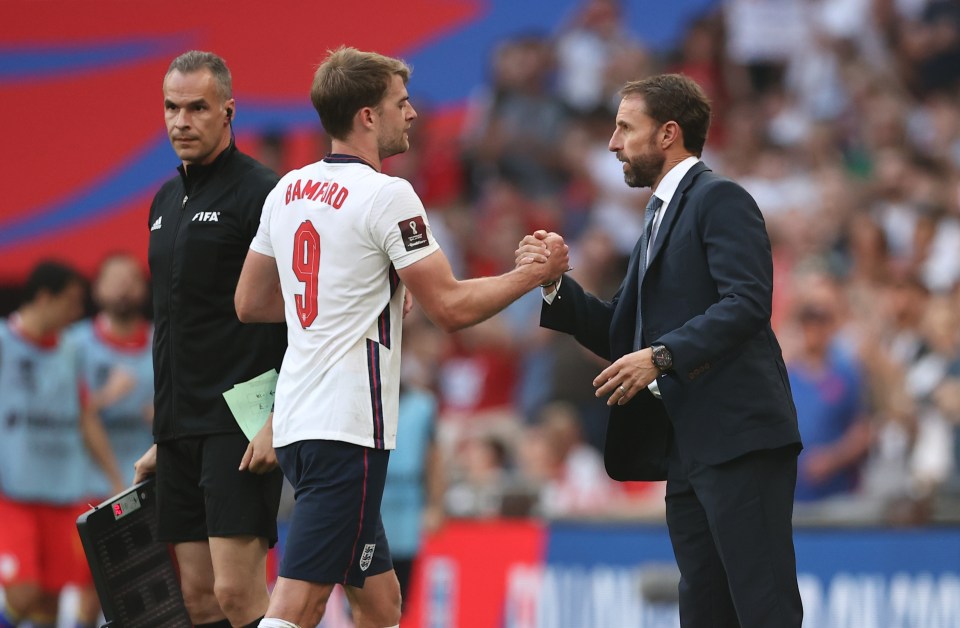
left=235, top=183, right=284, bottom=323
left=397, top=244, right=567, bottom=332
left=235, top=249, right=284, bottom=323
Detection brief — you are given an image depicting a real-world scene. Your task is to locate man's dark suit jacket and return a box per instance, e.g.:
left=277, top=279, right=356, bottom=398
left=541, top=161, right=801, bottom=481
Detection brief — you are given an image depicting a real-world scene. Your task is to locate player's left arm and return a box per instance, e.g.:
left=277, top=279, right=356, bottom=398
left=236, top=249, right=285, bottom=323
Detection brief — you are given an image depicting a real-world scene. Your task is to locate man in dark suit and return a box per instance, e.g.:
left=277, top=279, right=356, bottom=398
left=518, top=74, right=803, bottom=627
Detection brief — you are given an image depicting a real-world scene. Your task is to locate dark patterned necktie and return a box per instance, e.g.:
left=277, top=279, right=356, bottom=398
left=634, top=195, right=663, bottom=350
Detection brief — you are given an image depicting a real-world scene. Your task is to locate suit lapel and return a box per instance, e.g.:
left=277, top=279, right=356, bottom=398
left=646, top=161, right=711, bottom=268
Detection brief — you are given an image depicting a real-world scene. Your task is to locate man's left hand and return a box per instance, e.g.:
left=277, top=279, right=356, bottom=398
left=593, top=348, right=659, bottom=406
left=239, top=415, right=278, bottom=473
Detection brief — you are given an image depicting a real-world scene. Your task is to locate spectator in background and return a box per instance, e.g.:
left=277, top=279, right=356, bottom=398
left=461, top=34, right=570, bottom=199
left=666, top=14, right=732, bottom=148
left=939, top=375, right=960, bottom=462
left=518, top=400, right=667, bottom=521
left=786, top=271, right=872, bottom=503
left=0, top=261, right=119, bottom=628
left=526, top=401, right=624, bottom=518
left=724, top=0, right=805, bottom=95
left=851, top=272, right=930, bottom=513
left=897, top=0, right=960, bottom=98
left=906, top=295, right=960, bottom=492
left=935, top=322, right=960, bottom=491
left=841, top=209, right=891, bottom=293
left=867, top=149, right=940, bottom=272
left=555, top=0, right=644, bottom=114
left=380, top=384, right=444, bottom=611
left=445, top=435, right=515, bottom=519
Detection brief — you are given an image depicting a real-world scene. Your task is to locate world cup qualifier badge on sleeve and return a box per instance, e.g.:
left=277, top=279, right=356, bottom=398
left=398, top=216, right=429, bottom=252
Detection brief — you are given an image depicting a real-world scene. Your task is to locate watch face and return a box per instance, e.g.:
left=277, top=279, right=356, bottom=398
left=653, top=346, right=672, bottom=369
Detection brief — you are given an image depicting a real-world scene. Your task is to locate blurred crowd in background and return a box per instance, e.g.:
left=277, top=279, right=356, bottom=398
left=382, top=0, right=960, bottom=529
left=8, top=0, right=960, bottom=545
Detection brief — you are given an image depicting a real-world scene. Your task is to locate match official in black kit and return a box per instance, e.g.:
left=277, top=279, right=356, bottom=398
left=133, top=50, right=286, bottom=628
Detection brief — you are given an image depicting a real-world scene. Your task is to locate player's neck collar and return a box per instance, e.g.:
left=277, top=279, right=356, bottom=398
left=323, top=153, right=378, bottom=171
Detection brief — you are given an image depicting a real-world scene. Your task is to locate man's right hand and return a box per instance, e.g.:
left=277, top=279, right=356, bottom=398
left=133, top=444, right=157, bottom=484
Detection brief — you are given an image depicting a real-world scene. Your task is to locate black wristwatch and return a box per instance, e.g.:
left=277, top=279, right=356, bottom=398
left=651, top=343, right=673, bottom=371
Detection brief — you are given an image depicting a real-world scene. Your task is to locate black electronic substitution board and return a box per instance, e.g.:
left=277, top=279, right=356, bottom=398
left=76, top=479, right=191, bottom=628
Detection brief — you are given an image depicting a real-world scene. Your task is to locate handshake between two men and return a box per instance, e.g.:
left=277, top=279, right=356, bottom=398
left=515, top=229, right=566, bottom=294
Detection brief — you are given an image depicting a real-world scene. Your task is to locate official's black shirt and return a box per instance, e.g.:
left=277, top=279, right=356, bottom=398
left=148, top=143, right=286, bottom=442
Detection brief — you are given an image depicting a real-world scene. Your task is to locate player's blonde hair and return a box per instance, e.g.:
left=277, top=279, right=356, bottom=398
left=310, top=46, right=412, bottom=140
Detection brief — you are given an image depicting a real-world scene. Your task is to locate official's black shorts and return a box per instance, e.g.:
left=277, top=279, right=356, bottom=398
left=277, top=439, right=393, bottom=588
left=155, top=433, right=283, bottom=546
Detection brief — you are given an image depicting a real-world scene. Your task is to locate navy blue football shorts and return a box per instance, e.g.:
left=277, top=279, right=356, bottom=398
left=276, top=439, right=393, bottom=588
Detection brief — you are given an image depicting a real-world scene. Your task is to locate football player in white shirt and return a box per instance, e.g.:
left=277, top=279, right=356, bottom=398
left=235, top=47, right=569, bottom=628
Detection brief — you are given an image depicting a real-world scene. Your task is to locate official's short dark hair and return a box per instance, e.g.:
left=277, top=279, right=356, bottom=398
left=621, top=74, right=711, bottom=156
left=166, top=50, right=233, bottom=102
left=22, top=261, right=84, bottom=304
left=310, top=46, right=412, bottom=140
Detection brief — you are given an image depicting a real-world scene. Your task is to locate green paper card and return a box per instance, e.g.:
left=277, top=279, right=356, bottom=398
left=222, top=369, right=278, bottom=441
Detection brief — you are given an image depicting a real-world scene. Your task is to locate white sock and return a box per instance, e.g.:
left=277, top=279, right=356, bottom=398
left=258, top=619, right=301, bottom=628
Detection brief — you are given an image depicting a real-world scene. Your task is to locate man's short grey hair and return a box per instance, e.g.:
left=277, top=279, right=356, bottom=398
left=165, top=50, right=232, bottom=102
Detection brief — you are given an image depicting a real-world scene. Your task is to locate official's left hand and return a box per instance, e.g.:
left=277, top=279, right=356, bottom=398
left=593, top=348, right=659, bottom=406
left=240, top=415, right=278, bottom=473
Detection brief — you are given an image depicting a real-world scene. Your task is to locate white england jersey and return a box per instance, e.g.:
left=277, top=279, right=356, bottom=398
left=251, top=155, right=440, bottom=449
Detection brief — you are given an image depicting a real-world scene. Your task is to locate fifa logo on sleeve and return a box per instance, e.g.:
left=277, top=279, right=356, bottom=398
left=398, top=216, right=429, bottom=252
